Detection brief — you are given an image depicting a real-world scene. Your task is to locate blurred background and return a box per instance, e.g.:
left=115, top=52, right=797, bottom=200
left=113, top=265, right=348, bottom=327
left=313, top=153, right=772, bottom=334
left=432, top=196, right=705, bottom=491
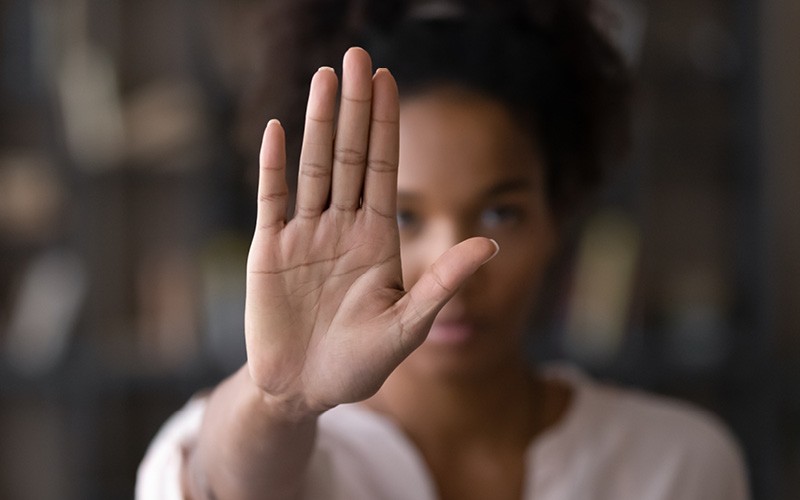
left=0, top=0, right=797, bottom=498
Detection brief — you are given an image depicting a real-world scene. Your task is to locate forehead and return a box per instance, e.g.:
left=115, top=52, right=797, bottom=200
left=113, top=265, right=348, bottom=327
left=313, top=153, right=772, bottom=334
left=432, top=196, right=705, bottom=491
left=397, top=87, right=544, bottom=196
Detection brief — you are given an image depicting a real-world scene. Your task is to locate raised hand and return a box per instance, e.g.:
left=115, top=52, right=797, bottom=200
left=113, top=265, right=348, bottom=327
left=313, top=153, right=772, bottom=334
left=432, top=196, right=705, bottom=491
left=245, top=48, right=498, bottom=417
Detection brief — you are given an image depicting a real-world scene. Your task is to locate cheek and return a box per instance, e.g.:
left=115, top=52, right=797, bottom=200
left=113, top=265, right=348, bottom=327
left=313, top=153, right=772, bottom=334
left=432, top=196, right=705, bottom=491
left=399, top=239, right=425, bottom=290
left=481, top=233, right=557, bottom=311
left=398, top=222, right=462, bottom=290
left=492, top=250, right=547, bottom=302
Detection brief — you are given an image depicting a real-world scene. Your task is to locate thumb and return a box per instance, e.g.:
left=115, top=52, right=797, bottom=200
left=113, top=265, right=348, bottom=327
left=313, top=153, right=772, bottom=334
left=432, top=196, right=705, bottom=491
left=396, top=237, right=499, bottom=350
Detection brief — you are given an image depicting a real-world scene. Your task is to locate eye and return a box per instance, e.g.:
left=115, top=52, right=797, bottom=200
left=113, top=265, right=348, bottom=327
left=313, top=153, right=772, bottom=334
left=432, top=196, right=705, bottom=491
left=480, top=205, right=524, bottom=230
left=397, top=209, right=420, bottom=232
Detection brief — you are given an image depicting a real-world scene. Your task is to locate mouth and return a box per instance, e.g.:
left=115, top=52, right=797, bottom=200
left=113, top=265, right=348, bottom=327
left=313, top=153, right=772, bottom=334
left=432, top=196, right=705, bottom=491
left=426, top=319, right=478, bottom=345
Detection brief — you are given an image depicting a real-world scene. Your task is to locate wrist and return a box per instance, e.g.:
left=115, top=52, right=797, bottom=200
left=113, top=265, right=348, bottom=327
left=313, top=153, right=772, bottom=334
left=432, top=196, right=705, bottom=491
left=193, top=366, right=320, bottom=500
left=238, top=365, right=323, bottom=425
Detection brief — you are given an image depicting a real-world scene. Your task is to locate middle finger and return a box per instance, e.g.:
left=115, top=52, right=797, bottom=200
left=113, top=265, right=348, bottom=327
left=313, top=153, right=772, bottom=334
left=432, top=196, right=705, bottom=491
left=330, top=47, right=373, bottom=213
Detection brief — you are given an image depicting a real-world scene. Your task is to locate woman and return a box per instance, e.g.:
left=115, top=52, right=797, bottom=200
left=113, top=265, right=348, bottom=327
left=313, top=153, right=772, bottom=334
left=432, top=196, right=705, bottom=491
left=137, top=1, right=749, bottom=498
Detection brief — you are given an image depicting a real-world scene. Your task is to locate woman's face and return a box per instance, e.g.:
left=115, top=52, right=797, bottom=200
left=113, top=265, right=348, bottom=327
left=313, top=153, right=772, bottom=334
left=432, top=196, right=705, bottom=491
left=397, top=87, right=559, bottom=377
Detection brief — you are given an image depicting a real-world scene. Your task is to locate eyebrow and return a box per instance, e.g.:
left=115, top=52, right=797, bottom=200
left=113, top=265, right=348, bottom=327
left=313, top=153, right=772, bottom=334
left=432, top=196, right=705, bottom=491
left=397, top=177, right=537, bottom=201
left=396, top=191, right=421, bottom=202
left=484, top=178, right=536, bottom=197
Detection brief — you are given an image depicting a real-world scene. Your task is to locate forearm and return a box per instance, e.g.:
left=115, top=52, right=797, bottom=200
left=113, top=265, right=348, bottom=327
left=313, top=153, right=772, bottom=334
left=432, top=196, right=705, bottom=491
left=185, top=365, right=318, bottom=500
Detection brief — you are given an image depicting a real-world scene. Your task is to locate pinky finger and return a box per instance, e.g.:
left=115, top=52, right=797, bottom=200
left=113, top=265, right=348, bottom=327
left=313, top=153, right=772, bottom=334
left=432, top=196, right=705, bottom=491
left=256, top=119, right=289, bottom=232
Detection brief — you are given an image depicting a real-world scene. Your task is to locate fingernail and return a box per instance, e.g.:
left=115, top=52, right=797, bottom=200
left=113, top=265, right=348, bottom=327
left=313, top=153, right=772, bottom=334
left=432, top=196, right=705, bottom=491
left=318, top=66, right=335, bottom=73
left=267, top=118, right=281, bottom=127
left=487, top=239, right=500, bottom=262
left=374, top=67, right=390, bottom=76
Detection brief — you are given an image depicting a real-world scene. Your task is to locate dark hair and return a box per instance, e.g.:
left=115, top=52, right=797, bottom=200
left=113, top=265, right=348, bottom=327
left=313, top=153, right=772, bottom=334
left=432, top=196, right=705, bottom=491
left=238, top=0, right=631, bottom=219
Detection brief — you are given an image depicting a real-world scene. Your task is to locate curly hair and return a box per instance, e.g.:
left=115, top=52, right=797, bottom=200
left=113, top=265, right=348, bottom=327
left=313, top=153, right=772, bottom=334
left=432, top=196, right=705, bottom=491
left=237, top=0, right=631, bottom=219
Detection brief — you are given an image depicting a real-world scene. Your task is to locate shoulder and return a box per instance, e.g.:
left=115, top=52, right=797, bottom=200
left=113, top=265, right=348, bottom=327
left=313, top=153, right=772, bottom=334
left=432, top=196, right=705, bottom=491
left=591, top=377, right=741, bottom=465
left=548, top=364, right=738, bottom=453
left=539, top=365, right=750, bottom=499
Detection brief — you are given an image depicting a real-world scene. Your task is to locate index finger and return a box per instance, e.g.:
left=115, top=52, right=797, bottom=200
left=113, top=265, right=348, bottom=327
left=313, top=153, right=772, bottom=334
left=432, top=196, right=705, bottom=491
left=295, top=67, right=338, bottom=219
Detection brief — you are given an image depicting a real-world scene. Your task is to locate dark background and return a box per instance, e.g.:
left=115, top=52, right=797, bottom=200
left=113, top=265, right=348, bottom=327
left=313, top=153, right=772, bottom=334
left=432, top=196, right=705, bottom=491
left=0, top=0, right=798, bottom=499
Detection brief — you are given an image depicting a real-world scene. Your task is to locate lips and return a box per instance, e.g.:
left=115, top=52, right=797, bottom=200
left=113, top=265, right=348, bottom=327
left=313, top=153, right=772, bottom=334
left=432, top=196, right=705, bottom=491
left=426, top=319, right=478, bottom=345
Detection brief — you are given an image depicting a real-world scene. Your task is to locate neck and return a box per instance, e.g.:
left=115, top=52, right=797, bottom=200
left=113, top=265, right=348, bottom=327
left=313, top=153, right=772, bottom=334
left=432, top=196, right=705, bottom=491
left=365, top=356, right=545, bottom=449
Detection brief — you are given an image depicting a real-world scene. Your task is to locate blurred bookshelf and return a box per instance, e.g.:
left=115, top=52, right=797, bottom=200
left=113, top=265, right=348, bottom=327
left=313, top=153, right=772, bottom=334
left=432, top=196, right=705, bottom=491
left=0, top=0, right=797, bottom=499
left=0, top=1, right=258, bottom=498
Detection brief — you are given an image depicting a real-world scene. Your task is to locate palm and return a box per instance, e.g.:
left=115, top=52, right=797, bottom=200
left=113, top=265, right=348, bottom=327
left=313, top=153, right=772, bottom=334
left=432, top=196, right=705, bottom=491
left=244, top=49, right=497, bottom=415
left=248, top=209, right=404, bottom=409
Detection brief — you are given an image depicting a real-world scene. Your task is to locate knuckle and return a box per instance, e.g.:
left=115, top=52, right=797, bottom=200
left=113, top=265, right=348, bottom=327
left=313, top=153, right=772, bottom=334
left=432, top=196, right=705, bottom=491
left=259, top=190, right=288, bottom=204
left=294, top=205, right=320, bottom=219
left=334, top=147, right=367, bottom=167
left=429, top=262, right=454, bottom=294
left=367, top=158, right=397, bottom=173
left=257, top=219, right=284, bottom=231
left=341, top=94, right=371, bottom=104
left=306, top=115, right=334, bottom=125
left=364, top=204, right=393, bottom=220
left=300, top=161, right=329, bottom=179
left=330, top=201, right=357, bottom=212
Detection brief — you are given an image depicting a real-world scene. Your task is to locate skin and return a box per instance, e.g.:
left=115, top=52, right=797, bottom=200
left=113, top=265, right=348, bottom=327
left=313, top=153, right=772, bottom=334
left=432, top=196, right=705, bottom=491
left=363, top=88, right=568, bottom=500
left=185, top=47, right=570, bottom=500
left=395, top=87, right=558, bottom=376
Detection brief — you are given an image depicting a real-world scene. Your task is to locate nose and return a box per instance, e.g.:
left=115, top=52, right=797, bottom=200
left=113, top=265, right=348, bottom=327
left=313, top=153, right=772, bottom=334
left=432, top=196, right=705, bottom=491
left=401, top=216, right=481, bottom=296
left=426, top=218, right=470, bottom=264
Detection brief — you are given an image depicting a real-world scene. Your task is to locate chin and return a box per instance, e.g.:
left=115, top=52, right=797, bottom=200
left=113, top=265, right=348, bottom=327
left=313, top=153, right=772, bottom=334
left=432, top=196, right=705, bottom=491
left=405, top=337, right=524, bottom=382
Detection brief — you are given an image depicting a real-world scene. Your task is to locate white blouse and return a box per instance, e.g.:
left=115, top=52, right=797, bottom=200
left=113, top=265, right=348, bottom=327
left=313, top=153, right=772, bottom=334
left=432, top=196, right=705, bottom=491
left=136, top=366, right=750, bottom=499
